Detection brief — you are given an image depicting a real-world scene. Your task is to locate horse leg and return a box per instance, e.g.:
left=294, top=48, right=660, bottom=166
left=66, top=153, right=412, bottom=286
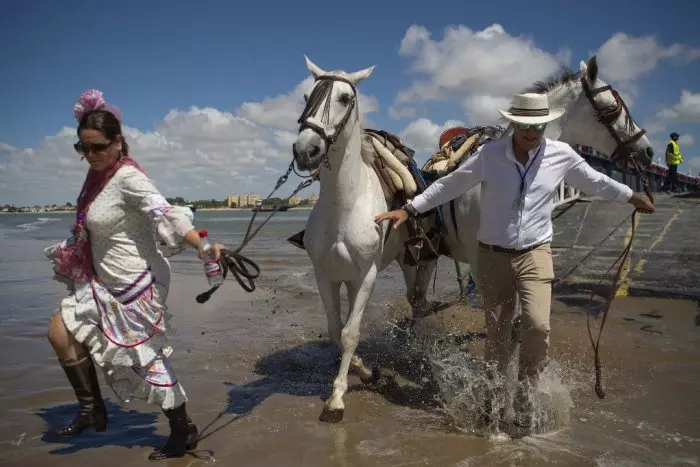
left=345, top=281, right=376, bottom=385
left=317, top=278, right=374, bottom=385
left=321, top=264, right=379, bottom=423
left=315, top=277, right=345, bottom=423
left=317, top=276, right=343, bottom=348
left=400, top=259, right=438, bottom=320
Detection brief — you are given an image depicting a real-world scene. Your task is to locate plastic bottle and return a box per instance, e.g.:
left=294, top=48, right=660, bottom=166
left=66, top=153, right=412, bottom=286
left=198, top=230, right=223, bottom=287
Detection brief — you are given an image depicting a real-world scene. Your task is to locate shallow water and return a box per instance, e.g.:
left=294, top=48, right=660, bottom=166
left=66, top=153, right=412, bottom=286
left=0, top=210, right=698, bottom=466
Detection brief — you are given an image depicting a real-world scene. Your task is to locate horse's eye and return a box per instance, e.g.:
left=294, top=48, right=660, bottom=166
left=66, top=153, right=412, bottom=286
left=338, top=94, right=352, bottom=106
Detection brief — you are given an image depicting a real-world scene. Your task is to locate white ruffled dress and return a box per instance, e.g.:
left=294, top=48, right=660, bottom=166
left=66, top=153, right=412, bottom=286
left=45, top=166, right=195, bottom=410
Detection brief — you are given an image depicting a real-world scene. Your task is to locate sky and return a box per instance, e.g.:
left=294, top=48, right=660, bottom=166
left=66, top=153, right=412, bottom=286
left=1, top=0, right=699, bottom=206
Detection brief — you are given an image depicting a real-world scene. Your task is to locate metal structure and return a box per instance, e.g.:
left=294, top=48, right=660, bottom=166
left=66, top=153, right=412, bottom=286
left=575, top=144, right=699, bottom=193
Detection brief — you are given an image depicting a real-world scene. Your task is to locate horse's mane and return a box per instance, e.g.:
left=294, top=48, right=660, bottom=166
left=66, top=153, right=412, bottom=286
left=525, top=67, right=581, bottom=94
left=492, top=67, right=581, bottom=128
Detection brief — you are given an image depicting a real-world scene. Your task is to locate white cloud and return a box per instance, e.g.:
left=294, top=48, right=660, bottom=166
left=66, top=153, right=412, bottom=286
left=461, top=94, right=511, bottom=125
left=388, top=106, right=418, bottom=120
left=399, top=118, right=465, bottom=154
left=394, top=24, right=570, bottom=124
left=657, top=90, right=700, bottom=123
left=644, top=90, right=700, bottom=137
left=0, top=78, right=380, bottom=206
left=678, top=134, right=695, bottom=146
left=595, top=33, right=700, bottom=83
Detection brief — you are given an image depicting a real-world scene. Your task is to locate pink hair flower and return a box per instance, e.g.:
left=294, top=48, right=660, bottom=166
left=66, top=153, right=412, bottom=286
left=73, top=89, right=122, bottom=122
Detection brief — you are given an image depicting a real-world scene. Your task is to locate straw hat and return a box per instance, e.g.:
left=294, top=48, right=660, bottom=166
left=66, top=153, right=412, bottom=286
left=498, top=93, right=565, bottom=125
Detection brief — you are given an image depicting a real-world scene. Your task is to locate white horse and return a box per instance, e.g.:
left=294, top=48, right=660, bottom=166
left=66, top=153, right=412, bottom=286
left=292, top=54, right=653, bottom=423
left=292, top=56, right=441, bottom=422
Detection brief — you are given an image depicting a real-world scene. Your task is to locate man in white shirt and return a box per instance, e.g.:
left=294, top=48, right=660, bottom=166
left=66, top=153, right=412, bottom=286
left=375, top=92, right=654, bottom=429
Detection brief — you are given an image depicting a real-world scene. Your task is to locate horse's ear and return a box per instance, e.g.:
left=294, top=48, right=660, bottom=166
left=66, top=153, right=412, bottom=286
left=304, top=55, right=327, bottom=79
left=584, top=55, right=598, bottom=82
left=346, top=65, right=375, bottom=86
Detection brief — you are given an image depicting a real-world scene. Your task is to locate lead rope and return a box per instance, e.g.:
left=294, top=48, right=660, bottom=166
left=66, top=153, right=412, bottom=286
left=585, top=164, right=654, bottom=398
left=195, top=160, right=318, bottom=303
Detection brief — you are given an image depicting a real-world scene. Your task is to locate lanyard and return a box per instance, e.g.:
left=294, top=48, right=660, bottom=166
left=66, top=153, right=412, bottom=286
left=513, top=144, right=544, bottom=209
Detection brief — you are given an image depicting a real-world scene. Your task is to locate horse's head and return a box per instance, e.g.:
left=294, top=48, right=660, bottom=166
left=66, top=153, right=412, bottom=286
left=293, top=55, right=375, bottom=172
left=562, top=55, right=653, bottom=169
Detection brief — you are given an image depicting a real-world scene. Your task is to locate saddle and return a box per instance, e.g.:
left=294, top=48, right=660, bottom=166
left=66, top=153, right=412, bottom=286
left=362, top=128, right=423, bottom=203
left=422, top=125, right=504, bottom=179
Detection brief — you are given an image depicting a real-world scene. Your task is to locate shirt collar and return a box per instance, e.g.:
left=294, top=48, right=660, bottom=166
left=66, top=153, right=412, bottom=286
left=506, top=136, right=544, bottom=165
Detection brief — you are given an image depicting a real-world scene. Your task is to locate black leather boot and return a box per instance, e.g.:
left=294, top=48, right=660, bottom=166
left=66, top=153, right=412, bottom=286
left=50, top=356, right=108, bottom=437
left=148, top=403, right=199, bottom=461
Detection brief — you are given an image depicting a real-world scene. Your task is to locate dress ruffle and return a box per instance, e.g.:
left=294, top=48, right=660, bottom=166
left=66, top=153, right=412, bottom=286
left=58, top=276, right=187, bottom=410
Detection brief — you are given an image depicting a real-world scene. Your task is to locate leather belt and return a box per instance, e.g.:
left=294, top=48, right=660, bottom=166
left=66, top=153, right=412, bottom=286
left=478, top=241, right=548, bottom=254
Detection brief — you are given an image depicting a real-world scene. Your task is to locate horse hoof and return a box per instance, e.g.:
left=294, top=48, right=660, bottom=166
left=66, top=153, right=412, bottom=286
left=319, top=407, right=344, bottom=424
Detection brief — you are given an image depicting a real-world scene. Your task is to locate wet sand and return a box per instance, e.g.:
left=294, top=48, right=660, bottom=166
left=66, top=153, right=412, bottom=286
left=1, top=273, right=699, bottom=467
left=1, top=199, right=699, bottom=466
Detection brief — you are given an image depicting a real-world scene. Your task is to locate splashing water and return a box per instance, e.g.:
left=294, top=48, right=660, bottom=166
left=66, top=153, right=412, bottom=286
left=380, top=318, right=576, bottom=438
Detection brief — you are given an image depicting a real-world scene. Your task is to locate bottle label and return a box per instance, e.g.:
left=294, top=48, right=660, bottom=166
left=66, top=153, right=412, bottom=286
left=203, top=260, right=221, bottom=278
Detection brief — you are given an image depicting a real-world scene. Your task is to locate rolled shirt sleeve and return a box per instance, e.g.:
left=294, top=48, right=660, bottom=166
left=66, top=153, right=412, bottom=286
left=411, top=146, right=486, bottom=213
left=564, top=148, right=633, bottom=203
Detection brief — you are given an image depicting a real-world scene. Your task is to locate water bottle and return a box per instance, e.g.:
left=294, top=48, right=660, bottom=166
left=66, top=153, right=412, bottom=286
left=198, top=230, right=224, bottom=287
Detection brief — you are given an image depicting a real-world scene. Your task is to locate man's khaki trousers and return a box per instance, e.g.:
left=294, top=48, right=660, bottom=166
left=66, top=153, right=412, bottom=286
left=475, top=242, right=554, bottom=381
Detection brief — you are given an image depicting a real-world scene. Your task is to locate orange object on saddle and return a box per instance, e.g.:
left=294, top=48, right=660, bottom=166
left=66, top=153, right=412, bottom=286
left=438, top=127, right=469, bottom=149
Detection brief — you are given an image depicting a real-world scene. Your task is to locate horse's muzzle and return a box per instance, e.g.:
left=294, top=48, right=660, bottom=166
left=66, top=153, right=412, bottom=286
left=292, top=141, right=322, bottom=171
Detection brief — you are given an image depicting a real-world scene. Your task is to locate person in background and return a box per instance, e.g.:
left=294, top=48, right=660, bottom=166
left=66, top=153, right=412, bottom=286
left=44, top=89, right=226, bottom=460
left=662, top=132, right=683, bottom=192
left=374, top=92, right=655, bottom=431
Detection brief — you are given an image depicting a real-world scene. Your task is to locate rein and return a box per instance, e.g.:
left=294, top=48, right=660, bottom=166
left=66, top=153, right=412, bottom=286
left=195, top=161, right=318, bottom=304
left=577, top=77, right=655, bottom=398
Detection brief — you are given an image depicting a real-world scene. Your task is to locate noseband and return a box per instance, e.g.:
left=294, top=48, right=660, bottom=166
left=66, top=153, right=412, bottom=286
left=580, top=77, right=649, bottom=172
left=297, top=75, right=357, bottom=156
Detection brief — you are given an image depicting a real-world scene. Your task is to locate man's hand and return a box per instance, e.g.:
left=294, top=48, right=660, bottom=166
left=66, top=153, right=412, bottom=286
left=628, top=192, right=655, bottom=213
left=374, top=209, right=409, bottom=229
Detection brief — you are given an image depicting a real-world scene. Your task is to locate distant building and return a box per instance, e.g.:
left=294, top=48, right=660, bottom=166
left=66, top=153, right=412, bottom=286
left=306, top=193, right=319, bottom=205
left=288, top=194, right=301, bottom=206
left=227, top=193, right=260, bottom=208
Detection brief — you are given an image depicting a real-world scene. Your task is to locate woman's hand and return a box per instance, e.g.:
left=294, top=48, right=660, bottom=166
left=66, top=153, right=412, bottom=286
left=374, top=209, right=410, bottom=229
left=210, top=243, right=227, bottom=260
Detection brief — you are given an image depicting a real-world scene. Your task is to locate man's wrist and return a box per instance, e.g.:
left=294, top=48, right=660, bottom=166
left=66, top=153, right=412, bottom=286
left=402, top=203, right=419, bottom=216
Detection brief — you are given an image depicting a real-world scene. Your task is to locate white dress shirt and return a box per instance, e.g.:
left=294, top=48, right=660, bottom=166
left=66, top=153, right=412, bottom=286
left=411, top=137, right=633, bottom=250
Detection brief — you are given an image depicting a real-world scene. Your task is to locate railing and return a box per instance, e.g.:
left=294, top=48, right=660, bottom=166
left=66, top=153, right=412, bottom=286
left=553, top=182, right=581, bottom=208
left=575, top=145, right=700, bottom=193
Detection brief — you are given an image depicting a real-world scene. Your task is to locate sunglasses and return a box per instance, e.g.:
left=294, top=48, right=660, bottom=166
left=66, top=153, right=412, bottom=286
left=74, top=140, right=113, bottom=155
left=517, top=123, right=547, bottom=132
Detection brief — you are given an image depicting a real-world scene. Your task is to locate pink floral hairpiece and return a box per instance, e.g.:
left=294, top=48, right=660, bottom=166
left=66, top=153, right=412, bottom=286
left=73, top=89, right=122, bottom=122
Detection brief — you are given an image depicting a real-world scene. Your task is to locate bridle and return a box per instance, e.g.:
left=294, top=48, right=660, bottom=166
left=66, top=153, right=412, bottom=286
left=580, top=77, right=650, bottom=177
left=579, top=76, right=655, bottom=400
left=295, top=75, right=358, bottom=167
